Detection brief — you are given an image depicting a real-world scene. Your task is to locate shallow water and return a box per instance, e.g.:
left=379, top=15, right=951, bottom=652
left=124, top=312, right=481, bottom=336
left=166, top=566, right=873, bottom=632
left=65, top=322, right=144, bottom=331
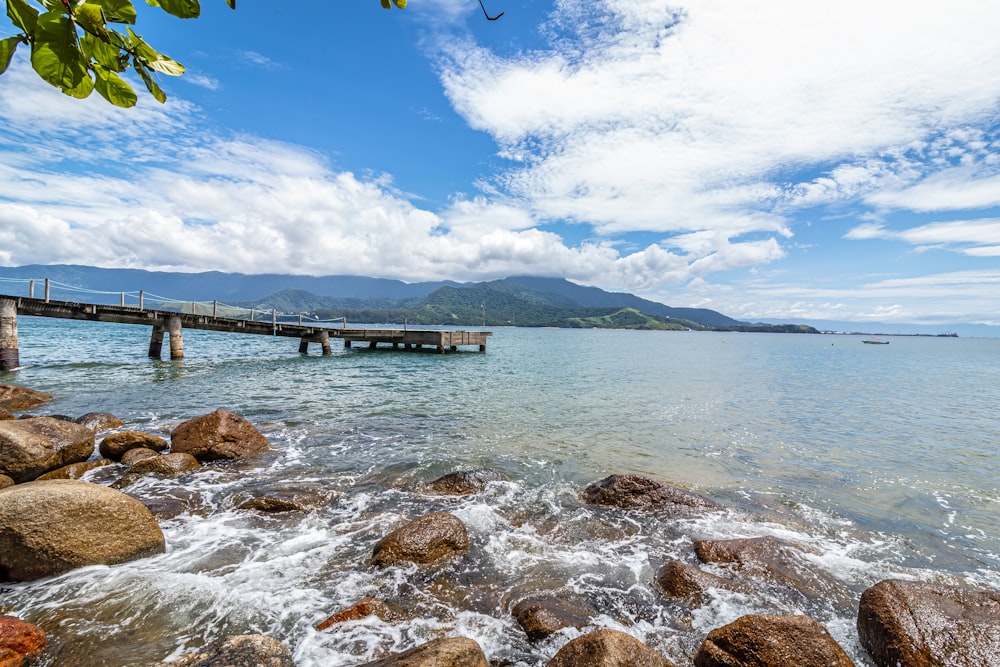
left=2, top=318, right=998, bottom=665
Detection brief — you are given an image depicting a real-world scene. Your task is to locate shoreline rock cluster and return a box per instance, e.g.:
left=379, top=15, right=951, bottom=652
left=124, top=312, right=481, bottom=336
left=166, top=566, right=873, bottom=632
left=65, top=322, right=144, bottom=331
left=2, top=382, right=999, bottom=667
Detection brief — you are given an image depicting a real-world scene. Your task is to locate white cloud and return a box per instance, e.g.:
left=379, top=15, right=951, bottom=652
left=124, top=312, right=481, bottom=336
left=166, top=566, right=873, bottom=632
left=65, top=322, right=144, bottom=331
left=845, top=218, right=1000, bottom=256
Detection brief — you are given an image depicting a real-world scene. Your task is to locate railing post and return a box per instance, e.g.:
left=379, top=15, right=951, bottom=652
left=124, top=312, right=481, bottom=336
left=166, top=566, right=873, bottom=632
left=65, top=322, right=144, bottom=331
left=0, top=298, right=19, bottom=371
left=272, top=309, right=276, bottom=326
left=213, top=300, right=218, bottom=318
left=139, top=290, right=144, bottom=311
left=298, top=313, right=303, bottom=326
left=44, top=278, right=50, bottom=303
left=28, top=280, right=34, bottom=299
left=120, top=292, right=125, bottom=307
left=250, top=308, right=255, bottom=322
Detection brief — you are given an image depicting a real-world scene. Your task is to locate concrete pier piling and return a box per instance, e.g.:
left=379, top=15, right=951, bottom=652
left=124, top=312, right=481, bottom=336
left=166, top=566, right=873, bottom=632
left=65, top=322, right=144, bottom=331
left=167, top=315, right=184, bottom=360
left=0, top=298, right=18, bottom=371
left=148, top=326, right=165, bottom=358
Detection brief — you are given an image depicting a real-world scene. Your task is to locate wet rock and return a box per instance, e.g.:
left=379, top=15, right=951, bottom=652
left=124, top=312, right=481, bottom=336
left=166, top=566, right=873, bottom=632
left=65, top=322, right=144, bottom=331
left=693, top=536, right=852, bottom=606
left=0, top=385, right=52, bottom=412
left=656, top=559, right=745, bottom=604
left=0, top=408, right=13, bottom=421
left=0, top=479, right=165, bottom=582
left=99, top=431, right=169, bottom=460
left=170, top=409, right=270, bottom=462
left=582, top=474, right=722, bottom=512
left=426, top=468, right=508, bottom=495
left=372, top=512, right=470, bottom=567
left=511, top=596, right=595, bottom=640
left=237, top=496, right=305, bottom=513
left=110, top=472, right=142, bottom=490
left=36, top=458, right=110, bottom=480
left=316, top=598, right=403, bottom=630
left=0, top=474, right=12, bottom=490
left=857, top=578, right=1000, bottom=667
left=693, top=614, right=854, bottom=667
left=0, top=615, right=46, bottom=666
left=359, top=637, right=488, bottom=667
left=121, top=447, right=161, bottom=466
left=167, top=634, right=294, bottom=666
left=75, top=412, right=123, bottom=432
left=0, top=417, right=95, bottom=483
left=546, top=628, right=677, bottom=667
left=131, top=452, right=201, bottom=476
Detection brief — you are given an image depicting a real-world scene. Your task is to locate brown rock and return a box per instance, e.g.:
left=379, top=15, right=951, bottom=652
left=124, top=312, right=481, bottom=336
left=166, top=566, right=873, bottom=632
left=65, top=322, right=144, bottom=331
left=582, top=475, right=722, bottom=511
left=426, top=468, right=508, bottom=495
left=167, top=634, right=294, bottom=666
left=131, top=452, right=201, bottom=476
left=0, top=385, right=52, bottom=412
left=0, top=417, right=95, bottom=483
left=0, top=409, right=13, bottom=421
left=656, top=559, right=744, bottom=604
left=316, top=598, right=403, bottom=630
left=99, top=431, right=168, bottom=460
left=0, top=615, right=46, bottom=665
left=170, top=409, right=270, bottom=461
left=511, top=596, right=595, bottom=640
left=0, top=475, right=12, bottom=490
left=546, top=628, right=677, bottom=667
left=372, top=512, right=470, bottom=567
left=693, top=614, right=853, bottom=667
left=0, top=479, right=165, bottom=582
left=36, top=458, right=110, bottom=480
left=238, top=496, right=304, bottom=513
left=359, top=637, right=488, bottom=667
left=857, top=579, right=1000, bottom=667
left=121, top=447, right=161, bottom=466
left=75, top=412, right=123, bottom=432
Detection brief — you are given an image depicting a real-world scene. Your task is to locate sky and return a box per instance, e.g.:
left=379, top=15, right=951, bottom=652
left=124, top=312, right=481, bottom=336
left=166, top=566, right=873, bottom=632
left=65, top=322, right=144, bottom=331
left=1, top=0, right=999, bottom=329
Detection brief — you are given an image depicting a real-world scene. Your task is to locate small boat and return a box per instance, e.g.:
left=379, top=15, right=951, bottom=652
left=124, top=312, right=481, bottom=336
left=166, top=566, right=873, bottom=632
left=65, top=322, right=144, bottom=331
left=862, top=339, right=889, bottom=345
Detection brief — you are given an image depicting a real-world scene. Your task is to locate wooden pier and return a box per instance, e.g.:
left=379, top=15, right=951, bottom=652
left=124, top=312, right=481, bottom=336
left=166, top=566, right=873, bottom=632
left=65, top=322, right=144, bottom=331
left=0, top=295, right=491, bottom=371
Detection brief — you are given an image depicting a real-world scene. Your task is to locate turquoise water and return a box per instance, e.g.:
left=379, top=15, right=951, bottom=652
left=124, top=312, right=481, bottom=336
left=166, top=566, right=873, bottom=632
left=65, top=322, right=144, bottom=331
left=2, top=317, right=998, bottom=666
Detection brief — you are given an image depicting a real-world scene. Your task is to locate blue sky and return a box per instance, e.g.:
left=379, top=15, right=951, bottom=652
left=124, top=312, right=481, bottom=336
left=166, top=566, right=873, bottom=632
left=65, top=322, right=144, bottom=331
left=1, top=0, right=999, bottom=328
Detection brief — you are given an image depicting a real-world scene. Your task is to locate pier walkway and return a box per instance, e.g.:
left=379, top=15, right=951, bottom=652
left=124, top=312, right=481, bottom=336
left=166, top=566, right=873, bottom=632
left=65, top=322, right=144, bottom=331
left=0, top=284, right=490, bottom=371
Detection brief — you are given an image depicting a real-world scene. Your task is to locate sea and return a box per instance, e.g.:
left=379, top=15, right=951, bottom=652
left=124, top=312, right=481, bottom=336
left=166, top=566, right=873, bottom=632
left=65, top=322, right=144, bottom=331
left=2, top=316, right=998, bottom=666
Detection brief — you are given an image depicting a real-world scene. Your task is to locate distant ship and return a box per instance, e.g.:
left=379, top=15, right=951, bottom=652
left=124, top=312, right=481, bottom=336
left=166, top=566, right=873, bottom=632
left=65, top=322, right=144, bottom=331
left=862, top=338, right=889, bottom=345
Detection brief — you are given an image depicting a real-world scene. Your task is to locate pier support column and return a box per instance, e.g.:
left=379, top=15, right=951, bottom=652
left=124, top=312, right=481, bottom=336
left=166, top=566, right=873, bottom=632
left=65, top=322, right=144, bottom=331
left=167, top=315, right=184, bottom=360
left=148, top=325, right=165, bottom=359
left=298, top=338, right=309, bottom=354
left=368, top=341, right=377, bottom=350
left=0, top=298, right=19, bottom=372
left=319, top=331, right=332, bottom=356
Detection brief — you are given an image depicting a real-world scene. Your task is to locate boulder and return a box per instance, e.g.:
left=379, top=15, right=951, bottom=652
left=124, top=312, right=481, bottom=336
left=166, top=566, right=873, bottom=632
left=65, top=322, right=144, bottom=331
left=426, top=468, right=508, bottom=495
left=582, top=475, right=722, bottom=512
left=167, top=634, right=294, bottom=667
left=237, top=496, right=305, bottom=513
left=546, top=628, right=677, bottom=667
left=0, top=417, right=95, bottom=483
left=75, top=412, right=123, bottom=432
left=99, top=431, right=169, bottom=460
left=36, top=458, right=110, bottom=480
left=0, top=615, right=47, bottom=665
left=372, top=512, right=470, bottom=567
left=316, top=598, right=403, bottom=631
left=693, top=614, right=854, bottom=667
left=857, top=579, right=1000, bottom=667
left=121, top=447, right=161, bottom=466
left=0, top=385, right=52, bottom=412
left=656, top=559, right=744, bottom=604
left=170, top=409, right=270, bottom=462
left=0, top=408, right=13, bottom=421
left=358, top=637, right=488, bottom=667
left=511, top=596, right=595, bottom=640
left=0, top=479, right=165, bottom=582
left=0, top=475, right=12, bottom=490
left=131, top=453, right=201, bottom=476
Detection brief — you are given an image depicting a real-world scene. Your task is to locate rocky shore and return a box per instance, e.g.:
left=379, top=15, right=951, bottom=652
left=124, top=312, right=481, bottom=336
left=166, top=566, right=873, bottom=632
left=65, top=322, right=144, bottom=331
left=2, top=381, right=999, bottom=666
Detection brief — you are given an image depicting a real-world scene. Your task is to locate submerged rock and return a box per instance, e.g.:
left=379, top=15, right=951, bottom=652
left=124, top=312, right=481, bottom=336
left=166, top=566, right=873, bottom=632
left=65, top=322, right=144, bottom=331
left=167, top=634, right=294, bottom=667
left=0, top=615, right=47, bottom=666
left=316, top=598, right=403, bottom=631
left=546, top=628, right=677, bottom=667
left=582, top=474, right=722, bottom=512
left=0, top=417, right=95, bottom=483
left=857, top=579, right=1000, bottom=667
left=358, top=637, right=488, bottom=667
left=99, top=430, right=168, bottom=460
left=0, top=384, right=52, bottom=412
left=426, top=468, right=508, bottom=495
left=511, top=596, right=595, bottom=640
left=656, top=559, right=745, bottom=604
left=121, top=447, right=161, bottom=466
left=170, top=409, right=270, bottom=461
left=36, top=458, right=110, bottom=480
left=131, top=452, right=201, bottom=476
left=0, top=479, right=165, bottom=582
left=693, top=614, right=854, bottom=667
left=237, top=496, right=305, bottom=513
left=372, top=512, right=470, bottom=567
left=75, top=412, right=123, bottom=432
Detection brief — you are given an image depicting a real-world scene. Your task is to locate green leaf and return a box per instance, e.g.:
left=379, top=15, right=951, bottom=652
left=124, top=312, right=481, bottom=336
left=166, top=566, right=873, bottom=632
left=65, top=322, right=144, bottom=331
left=62, top=69, right=95, bottom=98
left=0, top=37, right=21, bottom=75
left=30, top=11, right=89, bottom=91
left=145, top=0, right=201, bottom=19
left=380, top=0, right=391, bottom=8
left=6, top=0, right=39, bottom=35
left=36, top=0, right=64, bottom=11
left=75, top=3, right=109, bottom=39
left=134, top=58, right=166, bottom=102
left=127, top=27, right=184, bottom=75
left=225, top=0, right=235, bottom=8
left=92, top=0, right=137, bottom=24
left=93, top=64, right=137, bottom=106
left=392, top=0, right=407, bottom=8
left=81, top=33, right=124, bottom=70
